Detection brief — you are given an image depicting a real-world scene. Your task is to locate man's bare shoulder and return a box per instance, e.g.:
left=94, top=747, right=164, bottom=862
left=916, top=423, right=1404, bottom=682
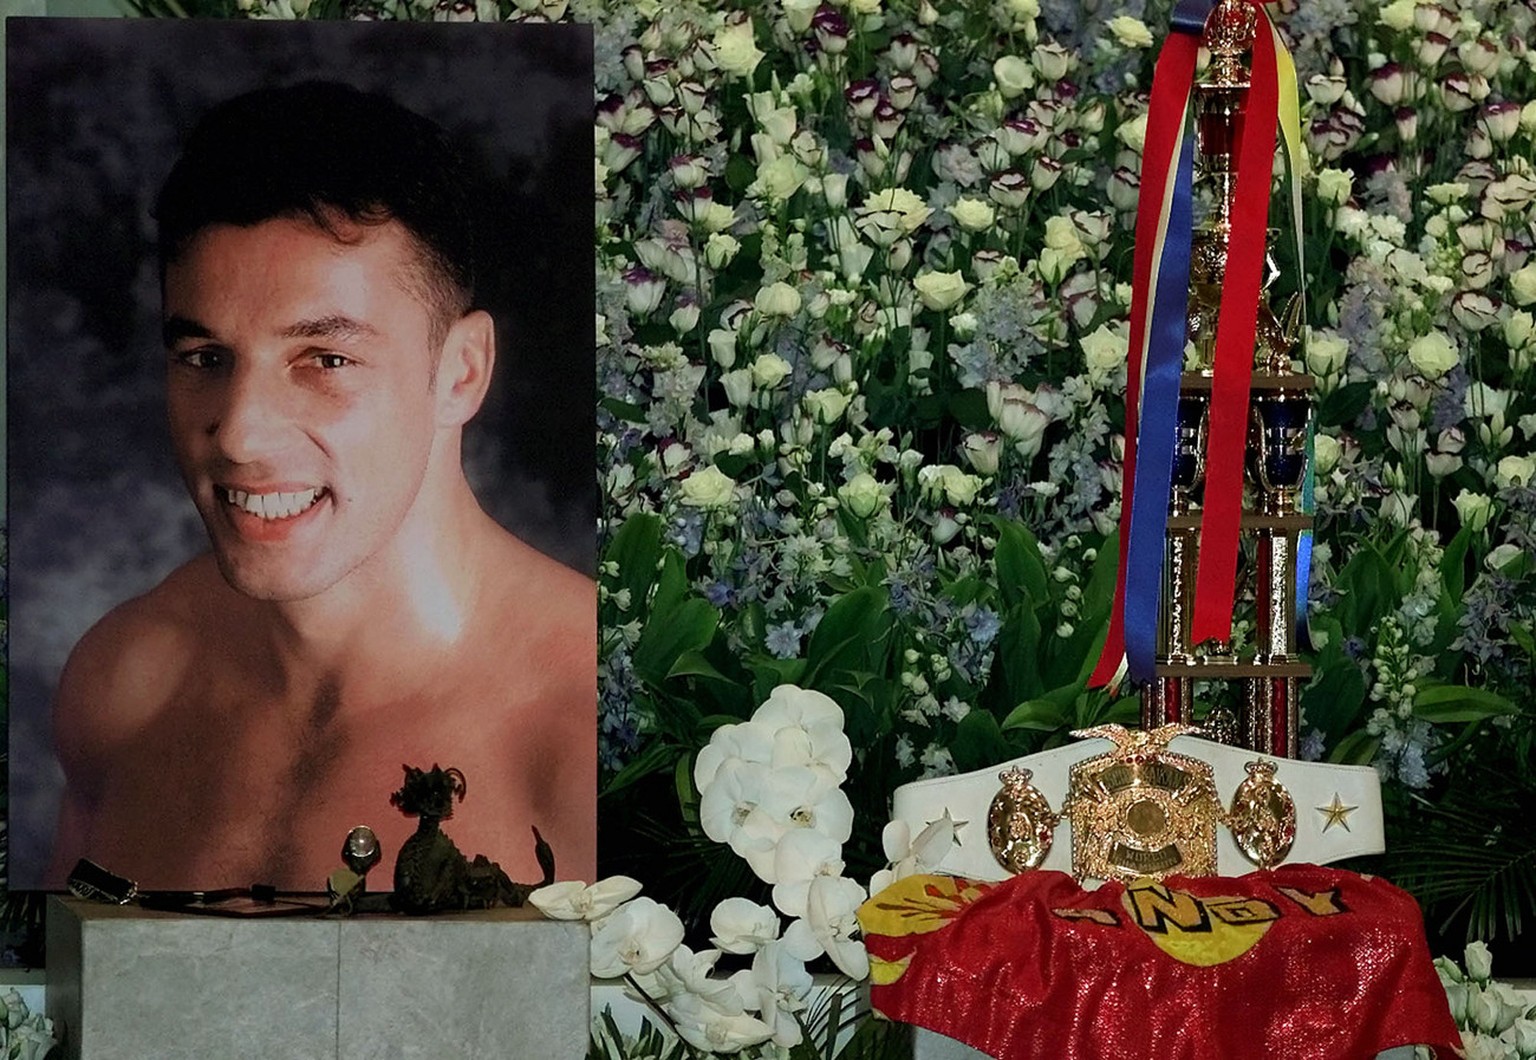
left=485, top=532, right=596, bottom=636
left=55, top=555, right=233, bottom=755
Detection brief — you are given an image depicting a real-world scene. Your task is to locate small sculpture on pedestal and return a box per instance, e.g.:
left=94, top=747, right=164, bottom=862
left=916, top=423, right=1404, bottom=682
left=387, top=764, right=555, bottom=914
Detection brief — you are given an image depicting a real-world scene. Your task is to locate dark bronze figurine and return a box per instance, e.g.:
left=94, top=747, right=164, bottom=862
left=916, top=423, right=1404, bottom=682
left=386, top=764, right=555, bottom=914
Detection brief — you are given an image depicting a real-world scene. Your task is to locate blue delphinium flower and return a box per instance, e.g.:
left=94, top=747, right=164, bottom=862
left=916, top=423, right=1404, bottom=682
left=765, top=620, right=802, bottom=659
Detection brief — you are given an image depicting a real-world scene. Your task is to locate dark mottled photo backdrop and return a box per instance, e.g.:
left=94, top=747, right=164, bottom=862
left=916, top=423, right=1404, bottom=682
left=6, top=18, right=594, bottom=887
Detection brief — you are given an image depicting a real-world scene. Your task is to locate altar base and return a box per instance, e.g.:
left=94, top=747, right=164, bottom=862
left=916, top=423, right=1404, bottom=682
left=46, top=896, right=587, bottom=1060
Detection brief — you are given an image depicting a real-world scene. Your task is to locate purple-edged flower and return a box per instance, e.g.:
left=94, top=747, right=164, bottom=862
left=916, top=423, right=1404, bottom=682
left=812, top=6, right=850, bottom=54
left=844, top=78, right=880, bottom=120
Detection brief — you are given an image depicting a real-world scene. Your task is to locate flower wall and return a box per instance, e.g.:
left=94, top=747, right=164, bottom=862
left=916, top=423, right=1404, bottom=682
left=140, top=0, right=1536, bottom=970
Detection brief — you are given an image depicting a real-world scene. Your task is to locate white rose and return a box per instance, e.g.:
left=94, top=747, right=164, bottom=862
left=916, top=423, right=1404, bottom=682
left=1495, top=453, right=1536, bottom=487
left=802, top=387, right=851, bottom=425
left=1316, top=167, right=1353, bottom=206
left=1313, top=433, right=1342, bottom=474
left=756, top=281, right=803, bottom=318
left=1453, top=489, right=1493, bottom=531
left=1510, top=262, right=1536, bottom=305
left=838, top=472, right=885, bottom=518
left=751, top=353, right=793, bottom=388
left=992, top=55, right=1035, bottom=97
left=948, top=197, right=996, bottom=232
left=1116, top=112, right=1149, bottom=153
left=913, top=269, right=972, bottom=310
left=1106, top=14, right=1153, bottom=47
left=1306, top=331, right=1349, bottom=376
left=1378, top=0, right=1415, bottom=30
left=680, top=465, right=738, bottom=509
left=1080, top=323, right=1128, bottom=383
left=713, top=16, right=765, bottom=79
left=1407, top=330, right=1460, bottom=379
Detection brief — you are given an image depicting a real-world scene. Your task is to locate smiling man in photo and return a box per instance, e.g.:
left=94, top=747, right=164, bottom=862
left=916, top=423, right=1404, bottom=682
left=41, top=77, right=595, bottom=890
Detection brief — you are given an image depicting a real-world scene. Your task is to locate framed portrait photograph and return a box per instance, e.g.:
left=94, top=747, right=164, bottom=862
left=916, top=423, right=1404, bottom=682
left=6, top=16, right=596, bottom=892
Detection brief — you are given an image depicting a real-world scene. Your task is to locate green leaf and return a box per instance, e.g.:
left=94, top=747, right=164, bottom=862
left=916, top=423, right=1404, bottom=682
left=1318, top=380, right=1373, bottom=428
left=951, top=709, right=1007, bottom=772
left=1338, top=545, right=1398, bottom=636
left=1439, top=525, right=1473, bottom=602
left=600, top=739, right=677, bottom=797
left=1001, top=697, right=1068, bottom=732
left=994, top=519, right=1049, bottom=612
left=1328, top=729, right=1381, bottom=765
left=634, top=598, right=720, bottom=685
left=1301, top=660, right=1368, bottom=742
left=803, top=586, right=891, bottom=690
left=604, top=512, right=663, bottom=611
left=996, top=604, right=1044, bottom=704
left=1413, top=684, right=1519, bottom=723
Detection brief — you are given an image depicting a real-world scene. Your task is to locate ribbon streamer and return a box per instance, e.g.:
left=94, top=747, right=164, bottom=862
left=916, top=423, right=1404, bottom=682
left=1188, top=3, right=1280, bottom=646
left=1090, top=0, right=1211, bottom=688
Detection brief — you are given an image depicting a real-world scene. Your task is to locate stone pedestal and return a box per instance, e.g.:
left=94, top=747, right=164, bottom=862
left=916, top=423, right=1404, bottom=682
left=46, top=897, right=588, bottom=1060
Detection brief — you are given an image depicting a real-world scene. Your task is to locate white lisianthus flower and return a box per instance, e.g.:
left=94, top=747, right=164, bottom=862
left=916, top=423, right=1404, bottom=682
left=1504, top=310, right=1534, bottom=350
left=1451, top=291, right=1501, bottom=332
left=1032, top=40, right=1073, bottom=80
left=1494, top=453, right=1536, bottom=487
left=960, top=431, right=1002, bottom=475
left=917, top=463, right=983, bottom=506
left=730, top=942, right=813, bottom=1048
left=1106, top=15, right=1153, bottom=47
left=782, top=876, right=870, bottom=979
left=913, top=270, right=973, bottom=311
left=986, top=380, right=1052, bottom=457
left=751, top=154, right=809, bottom=203
left=680, top=465, right=738, bottom=509
left=590, top=897, right=686, bottom=978
left=710, top=897, right=781, bottom=954
left=705, top=232, right=741, bottom=269
left=1407, top=330, right=1460, bottom=379
left=949, top=197, right=996, bottom=232
left=530, top=876, right=643, bottom=921
left=713, top=15, right=764, bottom=79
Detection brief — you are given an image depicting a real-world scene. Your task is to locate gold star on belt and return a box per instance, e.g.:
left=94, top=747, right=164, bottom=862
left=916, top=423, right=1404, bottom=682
left=1317, top=793, right=1357, bottom=832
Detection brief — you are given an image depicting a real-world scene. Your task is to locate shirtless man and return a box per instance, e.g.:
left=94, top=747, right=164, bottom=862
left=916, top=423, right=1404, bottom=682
left=47, top=82, right=596, bottom=891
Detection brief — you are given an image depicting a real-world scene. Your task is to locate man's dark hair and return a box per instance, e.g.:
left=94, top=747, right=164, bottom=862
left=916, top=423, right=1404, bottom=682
left=156, top=80, right=480, bottom=334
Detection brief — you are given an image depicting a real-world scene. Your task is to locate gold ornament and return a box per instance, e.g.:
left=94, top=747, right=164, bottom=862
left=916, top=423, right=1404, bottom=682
left=987, top=767, right=1059, bottom=874
left=1063, top=724, right=1222, bottom=883
left=1227, top=759, right=1296, bottom=869
left=1317, top=793, right=1358, bottom=832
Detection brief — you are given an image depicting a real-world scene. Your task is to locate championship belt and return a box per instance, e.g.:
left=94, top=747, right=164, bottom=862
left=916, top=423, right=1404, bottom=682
left=895, top=725, right=1380, bottom=884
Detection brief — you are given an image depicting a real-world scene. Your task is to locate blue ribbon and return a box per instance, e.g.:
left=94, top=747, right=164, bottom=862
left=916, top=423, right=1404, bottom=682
left=1295, top=418, right=1316, bottom=652
left=1124, top=132, right=1197, bottom=683
left=1170, top=0, right=1215, bottom=35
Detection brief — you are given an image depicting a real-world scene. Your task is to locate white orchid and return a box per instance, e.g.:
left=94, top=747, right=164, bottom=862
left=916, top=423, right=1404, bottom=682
left=709, top=897, right=781, bottom=954
left=626, top=944, right=735, bottom=1011
left=870, top=811, right=959, bottom=894
left=730, top=942, right=814, bottom=1048
left=783, top=876, right=870, bottom=980
left=668, top=992, right=775, bottom=1055
left=770, top=828, right=847, bottom=917
left=528, top=876, right=643, bottom=921
left=589, top=897, right=686, bottom=978
left=755, top=764, right=855, bottom=847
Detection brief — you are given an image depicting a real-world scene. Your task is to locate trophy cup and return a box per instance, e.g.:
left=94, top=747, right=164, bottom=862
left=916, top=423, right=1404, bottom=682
left=1138, top=0, right=1313, bottom=759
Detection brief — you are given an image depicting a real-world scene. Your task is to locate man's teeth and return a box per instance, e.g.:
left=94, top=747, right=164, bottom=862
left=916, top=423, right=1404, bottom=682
left=224, top=487, right=323, bottom=520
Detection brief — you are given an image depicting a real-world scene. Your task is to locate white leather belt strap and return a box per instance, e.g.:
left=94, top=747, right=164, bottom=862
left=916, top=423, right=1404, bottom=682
left=891, top=734, right=1383, bottom=881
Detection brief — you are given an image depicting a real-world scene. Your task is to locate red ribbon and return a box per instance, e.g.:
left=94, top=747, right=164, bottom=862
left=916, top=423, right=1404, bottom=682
left=1191, top=9, right=1279, bottom=646
left=1089, top=28, right=1201, bottom=689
